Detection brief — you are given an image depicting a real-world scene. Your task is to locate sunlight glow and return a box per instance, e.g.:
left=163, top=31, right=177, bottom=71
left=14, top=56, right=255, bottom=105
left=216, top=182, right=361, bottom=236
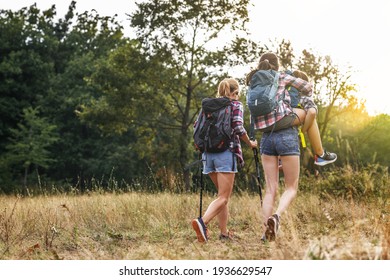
left=248, top=0, right=390, bottom=115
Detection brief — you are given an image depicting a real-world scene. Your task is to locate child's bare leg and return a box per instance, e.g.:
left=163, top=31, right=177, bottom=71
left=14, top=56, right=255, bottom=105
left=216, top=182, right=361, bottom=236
left=293, top=108, right=324, bottom=157
left=306, top=118, right=324, bottom=156
left=302, top=108, right=323, bottom=156
left=301, top=108, right=316, bottom=133
left=292, top=108, right=306, bottom=126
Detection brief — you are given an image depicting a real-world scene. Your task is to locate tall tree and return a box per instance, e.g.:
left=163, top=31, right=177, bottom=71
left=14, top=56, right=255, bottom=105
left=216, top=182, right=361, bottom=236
left=128, top=0, right=258, bottom=189
left=78, top=41, right=158, bottom=181
left=0, top=2, right=130, bottom=188
left=0, top=4, right=56, bottom=153
left=294, top=50, right=358, bottom=144
left=44, top=6, right=127, bottom=185
left=5, top=107, right=58, bottom=188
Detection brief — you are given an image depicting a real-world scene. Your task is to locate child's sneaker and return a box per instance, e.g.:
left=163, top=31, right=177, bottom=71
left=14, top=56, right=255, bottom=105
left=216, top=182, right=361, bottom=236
left=191, top=217, right=208, bottom=242
left=314, top=150, right=337, bottom=166
left=265, top=214, right=280, bottom=241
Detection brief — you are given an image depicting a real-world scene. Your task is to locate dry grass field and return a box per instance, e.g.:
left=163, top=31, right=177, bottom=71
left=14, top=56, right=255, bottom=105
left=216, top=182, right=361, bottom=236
left=0, top=190, right=388, bottom=260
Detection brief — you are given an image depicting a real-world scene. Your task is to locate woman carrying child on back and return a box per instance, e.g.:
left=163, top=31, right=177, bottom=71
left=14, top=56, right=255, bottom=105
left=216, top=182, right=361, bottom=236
left=246, top=52, right=336, bottom=242
left=246, top=53, right=337, bottom=166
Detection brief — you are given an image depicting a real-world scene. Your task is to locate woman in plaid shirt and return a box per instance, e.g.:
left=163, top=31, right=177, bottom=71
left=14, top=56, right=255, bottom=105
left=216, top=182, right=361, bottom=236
left=246, top=53, right=336, bottom=242
left=192, top=78, right=258, bottom=242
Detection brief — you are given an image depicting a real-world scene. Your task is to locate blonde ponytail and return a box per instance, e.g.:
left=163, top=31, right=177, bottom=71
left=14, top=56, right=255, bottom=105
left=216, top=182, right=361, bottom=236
left=217, top=78, right=239, bottom=98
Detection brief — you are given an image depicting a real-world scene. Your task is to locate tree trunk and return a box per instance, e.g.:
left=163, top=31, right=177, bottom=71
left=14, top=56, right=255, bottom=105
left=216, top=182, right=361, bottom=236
left=23, top=165, right=28, bottom=194
left=180, top=126, right=191, bottom=191
left=180, top=83, right=193, bottom=191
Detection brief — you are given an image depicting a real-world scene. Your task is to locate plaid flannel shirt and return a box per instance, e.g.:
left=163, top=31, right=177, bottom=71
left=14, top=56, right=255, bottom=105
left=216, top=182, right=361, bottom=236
left=253, top=72, right=313, bottom=129
left=230, top=100, right=247, bottom=167
left=299, top=95, right=317, bottom=112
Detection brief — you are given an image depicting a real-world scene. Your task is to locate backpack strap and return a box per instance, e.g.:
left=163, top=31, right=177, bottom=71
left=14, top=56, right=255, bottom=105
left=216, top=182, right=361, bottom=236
left=229, top=101, right=240, bottom=172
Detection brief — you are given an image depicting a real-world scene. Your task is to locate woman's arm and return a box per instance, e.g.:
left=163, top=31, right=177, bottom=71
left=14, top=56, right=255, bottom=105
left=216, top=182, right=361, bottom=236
left=282, top=73, right=313, bottom=96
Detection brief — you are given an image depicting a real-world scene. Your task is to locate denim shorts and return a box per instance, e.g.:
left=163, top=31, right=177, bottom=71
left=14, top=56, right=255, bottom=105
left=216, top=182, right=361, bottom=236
left=260, top=127, right=300, bottom=156
left=202, top=150, right=238, bottom=174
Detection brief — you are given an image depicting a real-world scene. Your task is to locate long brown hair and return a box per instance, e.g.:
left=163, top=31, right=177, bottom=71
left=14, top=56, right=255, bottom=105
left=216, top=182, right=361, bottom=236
left=246, top=52, right=280, bottom=86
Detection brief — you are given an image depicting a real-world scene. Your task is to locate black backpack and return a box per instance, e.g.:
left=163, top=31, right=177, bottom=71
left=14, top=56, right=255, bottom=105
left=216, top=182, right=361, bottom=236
left=193, top=97, right=233, bottom=153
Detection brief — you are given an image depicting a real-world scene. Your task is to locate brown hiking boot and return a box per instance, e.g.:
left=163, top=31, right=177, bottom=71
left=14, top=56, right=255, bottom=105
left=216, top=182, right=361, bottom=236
left=265, top=214, right=280, bottom=241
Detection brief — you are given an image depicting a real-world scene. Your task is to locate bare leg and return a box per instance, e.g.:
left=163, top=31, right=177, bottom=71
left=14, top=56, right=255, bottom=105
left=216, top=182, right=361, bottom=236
left=301, top=108, right=316, bottom=133
left=202, top=172, right=235, bottom=235
left=208, top=172, right=229, bottom=235
left=306, top=118, right=324, bottom=156
left=260, top=155, right=279, bottom=232
left=295, top=108, right=324, bottom=156
left=292, top=108, right=306, bottom=126
left=275, top=155, right=300, bottom=216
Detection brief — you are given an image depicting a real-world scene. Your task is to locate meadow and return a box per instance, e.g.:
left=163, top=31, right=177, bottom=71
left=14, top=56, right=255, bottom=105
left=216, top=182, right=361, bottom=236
left=0, top=175, right=388, bottom=260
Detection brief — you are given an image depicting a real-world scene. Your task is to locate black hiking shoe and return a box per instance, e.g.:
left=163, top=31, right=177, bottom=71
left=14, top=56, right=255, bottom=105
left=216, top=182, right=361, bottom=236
left=265, top=214, right=280, bottom=241
left=314, top=150, right=337, bottom=166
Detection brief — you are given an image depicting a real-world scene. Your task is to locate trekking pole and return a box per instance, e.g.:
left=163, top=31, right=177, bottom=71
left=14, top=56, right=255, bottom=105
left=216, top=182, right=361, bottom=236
left=250, top=118, right=263, bottom=206
left=199, top=161, right=204, bottom=218
left=185, top=156, right=204, bottom=218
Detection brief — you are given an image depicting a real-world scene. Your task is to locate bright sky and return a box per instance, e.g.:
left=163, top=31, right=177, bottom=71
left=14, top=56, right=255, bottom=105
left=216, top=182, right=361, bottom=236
left=248, top=0, right=390, bottom=116
left=2, top=0, right=390, bottom=115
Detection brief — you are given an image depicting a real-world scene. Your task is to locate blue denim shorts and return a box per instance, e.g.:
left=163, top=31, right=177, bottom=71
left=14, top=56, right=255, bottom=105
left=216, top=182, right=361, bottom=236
left=202, top=150, right=238, bottom=174
left=260, top=127, right=300, bottom=156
